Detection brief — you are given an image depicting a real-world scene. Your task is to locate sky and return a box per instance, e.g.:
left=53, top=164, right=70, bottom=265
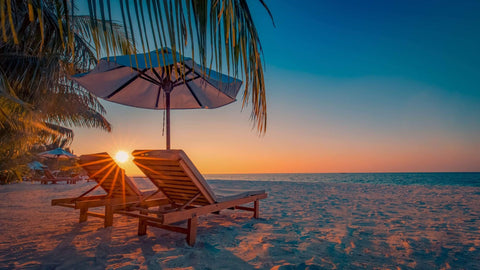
left=71, top=0, right=480, bottom=175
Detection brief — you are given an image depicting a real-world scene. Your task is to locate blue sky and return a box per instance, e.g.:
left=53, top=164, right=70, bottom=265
left=72, top=1, right=480, bottom=173
left=256, top=0, right=479, bottom=85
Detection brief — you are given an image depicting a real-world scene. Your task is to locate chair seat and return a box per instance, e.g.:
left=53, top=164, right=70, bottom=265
left=212, top=188, right=266, bottom=203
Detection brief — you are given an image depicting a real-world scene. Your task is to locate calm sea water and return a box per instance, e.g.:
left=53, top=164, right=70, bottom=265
left=203, top=172, right=480, bottom=187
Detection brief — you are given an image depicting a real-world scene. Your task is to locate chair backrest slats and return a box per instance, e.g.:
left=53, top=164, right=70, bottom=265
left=78, top=153, right=142, bottom=198
left=133, top=150, right=216, bottom=206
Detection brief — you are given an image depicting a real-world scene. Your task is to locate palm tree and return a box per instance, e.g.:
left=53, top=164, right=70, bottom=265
left=0, top=1, right=134, bottom=183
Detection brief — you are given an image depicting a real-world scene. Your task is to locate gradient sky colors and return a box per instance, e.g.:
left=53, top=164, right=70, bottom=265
left=71, top=0, right=480, bottom=174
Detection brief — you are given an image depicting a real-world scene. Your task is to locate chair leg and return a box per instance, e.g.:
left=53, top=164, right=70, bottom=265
left=187, top=216, right=198, bottom=246
left=104, top=204, right=113, bottom=227
left=138, top=209, right=148, bottom=236
left=254, top=200, right=260, bottom=219
left=79, top=207, right=88, bottom=223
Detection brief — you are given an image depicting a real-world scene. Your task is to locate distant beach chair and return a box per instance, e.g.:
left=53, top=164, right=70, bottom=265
left=117, top=149, right=267, bottom=246
left=51, top=153, right=168, bottom=227
left=32, top=168, right=79, bottom=184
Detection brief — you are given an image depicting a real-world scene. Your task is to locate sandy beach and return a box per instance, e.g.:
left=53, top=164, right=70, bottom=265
left=1, top=179, right=480, bottom=269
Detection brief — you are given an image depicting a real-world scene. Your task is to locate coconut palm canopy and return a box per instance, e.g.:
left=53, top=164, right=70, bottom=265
left=1, top=0, right=273, bottom=132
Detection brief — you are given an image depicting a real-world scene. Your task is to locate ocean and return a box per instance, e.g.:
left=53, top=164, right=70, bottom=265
left=203, top=172, right=480, bottom=187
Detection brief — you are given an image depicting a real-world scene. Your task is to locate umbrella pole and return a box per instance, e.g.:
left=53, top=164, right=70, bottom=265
left=166, top=90, right=171, bottom=150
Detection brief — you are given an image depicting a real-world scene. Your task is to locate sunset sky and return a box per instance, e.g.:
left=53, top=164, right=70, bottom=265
left=71, top=0, right=480, bottom=175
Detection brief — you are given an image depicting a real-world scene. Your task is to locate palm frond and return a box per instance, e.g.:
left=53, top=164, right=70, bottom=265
left=91, top=0, right=271, bottom=132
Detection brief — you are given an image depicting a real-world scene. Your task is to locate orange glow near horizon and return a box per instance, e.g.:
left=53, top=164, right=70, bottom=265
left=72, top=138, right=480, bottom=177
left=70, top=94, right=480, bottom=176
left=70, top=129, right=480, bottom=176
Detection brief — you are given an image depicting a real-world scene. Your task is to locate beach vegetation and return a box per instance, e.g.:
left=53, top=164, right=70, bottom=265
left=0, top=1, right=133, bottom=184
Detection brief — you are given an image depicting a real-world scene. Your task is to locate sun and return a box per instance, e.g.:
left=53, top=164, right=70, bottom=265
left=115, top=151, right=130, bottom=163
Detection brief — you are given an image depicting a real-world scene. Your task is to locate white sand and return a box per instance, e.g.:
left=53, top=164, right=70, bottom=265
left=1, top=180, right=480, bottom=269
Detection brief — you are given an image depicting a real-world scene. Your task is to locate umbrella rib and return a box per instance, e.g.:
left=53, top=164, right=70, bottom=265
left=189, top=65, right=239, bottom=99
left=185, top=82, right=203, bottom=108
left=172, top=64, right=199, bottom=86
left=130, top=67, right=162, bottom=85
left=151, top=63, right=176, bottom=81
left=107, top=68, right=148, bottom=98
left=139, top=74, right=162, bottom=85
left=173, top=75, right=201, bottom=86
left=172, top=69, right=193, bottom=85
left=200, top=76, right=237, bottom=100
left=151, top=67, right=163, bottom=81
left=191, top=75, right=238, bottom=106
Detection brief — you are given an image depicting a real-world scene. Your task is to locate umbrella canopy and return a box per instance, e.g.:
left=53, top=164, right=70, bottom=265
left=27, top=161, right=47, bottom=170
left=38, top=148, right=76, bottom=159
left=72, top=48, right=242, bottom=149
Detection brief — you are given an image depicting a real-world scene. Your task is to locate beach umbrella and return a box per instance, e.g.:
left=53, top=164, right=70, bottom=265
left=27, top=161, right=47, bottom=170
left=71, top=48, right=242, bottom=149
left=38, top=148, right=76, bottom=171
left=38, top=148, right=76, bottom=159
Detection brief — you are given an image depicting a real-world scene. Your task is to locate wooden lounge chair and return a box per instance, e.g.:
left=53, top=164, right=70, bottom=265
left=51, top=152, right=168, bottom=227
left=118, top=149, right=267, bottom=246
left=32, top=169, right=79, bottom=184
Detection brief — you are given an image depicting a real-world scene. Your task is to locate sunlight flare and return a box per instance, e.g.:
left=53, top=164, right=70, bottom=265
left=115, top=151, right=129, bottom=163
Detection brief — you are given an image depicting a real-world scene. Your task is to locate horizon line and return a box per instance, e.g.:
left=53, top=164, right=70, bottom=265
left=129, top=171, right=480, bottom=178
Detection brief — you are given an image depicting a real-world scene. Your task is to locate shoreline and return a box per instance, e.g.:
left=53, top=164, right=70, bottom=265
left=133, top=171, right=480, bottom=178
